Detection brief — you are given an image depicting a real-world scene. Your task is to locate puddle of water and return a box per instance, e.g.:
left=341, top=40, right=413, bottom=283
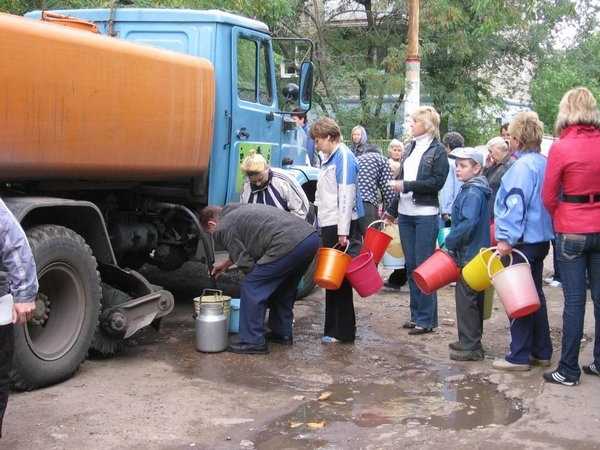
left=254, top=374, right=524, bottom=448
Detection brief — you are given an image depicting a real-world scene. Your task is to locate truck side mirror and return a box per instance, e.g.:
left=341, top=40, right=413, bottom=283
left=298, top=61, right=314, bottom=111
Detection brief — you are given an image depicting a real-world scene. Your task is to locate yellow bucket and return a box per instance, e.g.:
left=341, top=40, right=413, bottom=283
left=483, top=286, right=494, bottom=320
left=383, top=224, right=404, bottom=258
left=462, top=247, right=507, bottom=292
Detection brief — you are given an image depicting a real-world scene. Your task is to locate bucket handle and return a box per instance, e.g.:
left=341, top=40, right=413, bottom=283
left=201, top=288, right=223, bottom=301
left=332, top=242, right=350, bottom=253
left=486, top=247, right=526, bottom=278
left=367, top=220, right=386, bottom=230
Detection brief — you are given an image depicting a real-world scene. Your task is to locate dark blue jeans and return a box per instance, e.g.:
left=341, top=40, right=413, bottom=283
left=239, top=233, right=320, bottom=345
left=505, top=242, right=553, bottom=365
left=397, top=214, right=439, bottom=329
left=557, top=232, right=600, bottom=379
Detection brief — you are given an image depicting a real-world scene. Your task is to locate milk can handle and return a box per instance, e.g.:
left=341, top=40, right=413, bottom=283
left=332, top=242, right=350, bottom=253
left=201, top=288, right=223, bottom=300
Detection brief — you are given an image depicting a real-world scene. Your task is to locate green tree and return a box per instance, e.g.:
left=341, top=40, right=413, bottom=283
left=531, top=33, right=600, bottom=133
left=291, top=0, right=581, bottom=143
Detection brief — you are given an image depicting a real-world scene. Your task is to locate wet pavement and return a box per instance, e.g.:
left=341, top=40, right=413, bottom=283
left=4, top=262, right=600, bottom=449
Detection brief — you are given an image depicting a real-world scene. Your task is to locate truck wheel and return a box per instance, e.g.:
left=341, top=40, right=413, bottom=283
left=11, top=225, right=102, bottom=390
left=296, top=256, right=317, bottom=299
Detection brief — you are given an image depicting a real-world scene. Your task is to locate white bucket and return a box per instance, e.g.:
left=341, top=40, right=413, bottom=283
left=0, top=294, right=14, bottom=326
left=382, top=252, right=405, bottom=269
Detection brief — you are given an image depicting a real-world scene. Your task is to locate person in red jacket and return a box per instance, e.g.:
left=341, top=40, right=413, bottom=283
left=542, top=87, right=600, bottom=386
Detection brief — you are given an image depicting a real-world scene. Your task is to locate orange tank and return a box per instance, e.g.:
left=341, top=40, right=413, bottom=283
left=0, top=13, right=215, bottom=180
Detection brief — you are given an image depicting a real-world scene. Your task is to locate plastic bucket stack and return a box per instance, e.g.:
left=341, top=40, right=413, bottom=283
left=314, top=243, right=352, bottom=290
left=487, top=249, right=540, bottom=319
left=346, top=251, right=383, bottom=297
left=413, top=249, right=461, bottom=295
left=361, top=220, right=392, bottom=265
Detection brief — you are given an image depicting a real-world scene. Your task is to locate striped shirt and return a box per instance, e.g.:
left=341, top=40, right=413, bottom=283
left=240, top=168, right=310, bottom=220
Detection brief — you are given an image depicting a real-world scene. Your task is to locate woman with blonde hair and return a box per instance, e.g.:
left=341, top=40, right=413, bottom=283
left=492, top=111, right=554, bottom=372
left=542, top=87, right=600, bottom=386
left=384, top=106, right=449, bottom=334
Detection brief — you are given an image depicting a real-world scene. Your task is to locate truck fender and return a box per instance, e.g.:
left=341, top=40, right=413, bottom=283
left=3, top=197, right=117, bottom=266
left=283, top=165, right=320, bottom=203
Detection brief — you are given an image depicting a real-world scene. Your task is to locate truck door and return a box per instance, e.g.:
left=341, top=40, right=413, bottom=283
left=228, top=27, right=280, bottom=202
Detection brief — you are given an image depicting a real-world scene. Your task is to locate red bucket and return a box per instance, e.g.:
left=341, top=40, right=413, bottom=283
left=361, top=220, right=392, bottom=265
left=413, top=249, right=460, bottom=295
left=346, top=251, right=383, bottom=297
left=490, top=222, right=497, bottom=246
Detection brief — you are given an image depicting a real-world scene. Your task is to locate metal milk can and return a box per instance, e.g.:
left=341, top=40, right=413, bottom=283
left=195, top=302, right=228, bottom=353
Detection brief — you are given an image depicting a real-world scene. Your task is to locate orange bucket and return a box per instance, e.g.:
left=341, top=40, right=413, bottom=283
left=413, top=249, right=460, bottom=295
left=361, top=220, right=392, bottom=265
left=346, top=251, right=383, bottom=297
left=314, top=243, right=352, bottom=290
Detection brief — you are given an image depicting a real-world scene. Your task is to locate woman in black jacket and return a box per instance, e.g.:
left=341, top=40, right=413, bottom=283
left=385, top=106, right=449, bottom=334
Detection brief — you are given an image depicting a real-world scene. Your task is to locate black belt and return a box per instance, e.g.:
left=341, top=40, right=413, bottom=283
left=562, top=193, right=600, bottom=203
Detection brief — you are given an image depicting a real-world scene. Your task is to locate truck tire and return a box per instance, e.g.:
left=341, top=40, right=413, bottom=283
left=296, top=256, right=317, bottom=299
left=11, top=225, right=102, bottom=390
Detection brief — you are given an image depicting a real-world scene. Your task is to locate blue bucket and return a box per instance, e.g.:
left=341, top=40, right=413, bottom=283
left=229, top=298, right=240, bottom=333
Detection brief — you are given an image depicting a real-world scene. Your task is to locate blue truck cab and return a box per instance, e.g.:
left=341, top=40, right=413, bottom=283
left=25, top=8, right=319, bottom=204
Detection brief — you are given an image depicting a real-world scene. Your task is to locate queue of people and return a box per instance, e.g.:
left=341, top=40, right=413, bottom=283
left=209, top=86, right=599, bottom=390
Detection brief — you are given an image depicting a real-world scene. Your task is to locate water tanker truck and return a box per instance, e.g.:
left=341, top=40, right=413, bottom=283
left=0, top=9, right=317, bottom=389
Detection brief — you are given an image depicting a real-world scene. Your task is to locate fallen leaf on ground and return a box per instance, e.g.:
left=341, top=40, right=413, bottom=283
left=307, top=421, right=326, bottom=429
left=289, top=422, right=303, bottom=429
left=318, top=391, right=332, bottom=401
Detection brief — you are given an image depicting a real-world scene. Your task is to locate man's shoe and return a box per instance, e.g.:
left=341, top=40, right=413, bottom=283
left=583, top=362, right=600, bottom=377
left=450, top=348, right=484, bottom=361
left=548, top=280, right=562, bottom=288
left=543, top=370, right=580, bottom=386
left=492, top=358, right=530, bottom=371
left=530, top=356, right=551, bottom=367
left=265, top=332, right=293, bottom=345
left=449, top=341, right=467, bottom=351
left=227, top=342, right=269, bottom=354
left=408, top=326, right=433, bottom=335
left=401, top=321, right=416, bottom=329
left=321, top=335, right=341, bottom=344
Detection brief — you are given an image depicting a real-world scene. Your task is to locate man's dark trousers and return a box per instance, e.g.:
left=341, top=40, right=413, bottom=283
left=239, top=233, right=320, bottom=345
left=0, top=323, right=14, bottom=438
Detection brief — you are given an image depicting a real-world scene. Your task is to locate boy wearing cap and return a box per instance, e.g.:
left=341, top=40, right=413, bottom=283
left=444, top=147, right=492, bottom=361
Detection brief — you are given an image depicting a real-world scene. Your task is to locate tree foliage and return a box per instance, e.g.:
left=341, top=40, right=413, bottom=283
left=531, top=33, right=600, bottom=133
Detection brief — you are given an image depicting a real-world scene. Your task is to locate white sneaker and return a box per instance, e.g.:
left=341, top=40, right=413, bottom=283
left=543, top=277, right=554, bottom=285
left=548, top=280, right=562, bottom=288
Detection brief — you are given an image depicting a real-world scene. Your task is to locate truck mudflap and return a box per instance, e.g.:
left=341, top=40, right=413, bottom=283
left=98, top=264, right=175, bottom=339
